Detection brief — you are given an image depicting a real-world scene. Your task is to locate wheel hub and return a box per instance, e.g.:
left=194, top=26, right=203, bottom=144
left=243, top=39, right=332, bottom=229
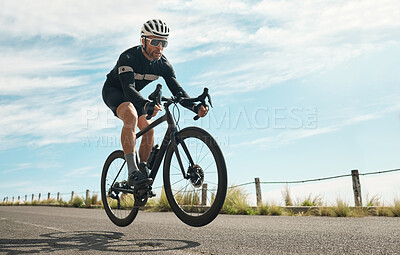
left=188, top=164, right=204, bottom=188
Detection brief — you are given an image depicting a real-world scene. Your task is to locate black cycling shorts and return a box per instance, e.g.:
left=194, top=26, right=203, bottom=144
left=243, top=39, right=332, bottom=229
left=102, top=80, right=145, bottom=118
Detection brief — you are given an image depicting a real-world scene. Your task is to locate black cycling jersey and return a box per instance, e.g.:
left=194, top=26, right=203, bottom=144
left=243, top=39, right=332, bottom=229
left=102, top=45, right=195, bottom=117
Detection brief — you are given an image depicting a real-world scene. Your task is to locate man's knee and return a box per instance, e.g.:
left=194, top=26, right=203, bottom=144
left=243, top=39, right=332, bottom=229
left=117, top=102, right=138, bottom=128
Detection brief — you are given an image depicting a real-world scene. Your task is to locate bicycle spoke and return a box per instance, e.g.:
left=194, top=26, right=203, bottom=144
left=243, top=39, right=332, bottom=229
left=203, top=161, right=215, bottom=172
left=207, top=190, right=216, bottom=205
left=204, top=180, right=219, bottom=186
left=196, top=140, right=205, bottom=162
left=198, top=149, right=211, bottom=165
left=171, top=178, right=186, bottom=187
left=164, top=128, right=227, bottom=227
left=172, top=182, right=190, bottom=198
left=101, top=151, right=137, bottom=226
left=171, top=163, right=181, bottom=172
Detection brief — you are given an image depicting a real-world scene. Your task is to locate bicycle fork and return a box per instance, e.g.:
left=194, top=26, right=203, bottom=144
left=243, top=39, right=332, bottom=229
left=170, top=131, right=195, bottom=179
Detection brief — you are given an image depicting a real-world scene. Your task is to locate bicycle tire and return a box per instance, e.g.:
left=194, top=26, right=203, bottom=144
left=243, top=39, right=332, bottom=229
left=101, top=150, right=139, bottom=227
left=163, top=127, right=227, bottom=227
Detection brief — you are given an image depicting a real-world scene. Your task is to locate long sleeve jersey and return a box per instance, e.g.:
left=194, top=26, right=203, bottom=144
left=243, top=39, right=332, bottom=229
left=105, top=45, right=195, bottom=112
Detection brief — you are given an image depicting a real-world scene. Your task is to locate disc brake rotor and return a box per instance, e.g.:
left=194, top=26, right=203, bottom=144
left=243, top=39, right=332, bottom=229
left=188, top=164, right=204, bottom=188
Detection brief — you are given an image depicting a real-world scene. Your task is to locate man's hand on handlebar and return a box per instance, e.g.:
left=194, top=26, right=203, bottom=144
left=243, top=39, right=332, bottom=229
left=144, top=101, right=162, bottom=119
left=196, top=104, right=209, bottom=118
left=153, top=104, right=162, bottom=117
left=146, top=84, right=212, bottom=121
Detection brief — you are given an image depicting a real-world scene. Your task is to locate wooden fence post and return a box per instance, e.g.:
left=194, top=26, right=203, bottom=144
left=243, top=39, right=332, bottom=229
left=255, top=177, right=262, bottom=207
left=202, top=183, right=208, bottom=206
left=351, top=169, right=362, bottom=207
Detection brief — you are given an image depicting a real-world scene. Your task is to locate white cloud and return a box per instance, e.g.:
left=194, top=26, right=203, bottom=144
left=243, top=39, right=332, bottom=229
left=238, top=99, right=399, bottom=150
left=0, top=0, right=399, bottom=150
left=0, top=181, right=32, bottom=189
left=0, top=1, right=161, bottom=39
left=65, top=166, right=96, bottom=177
left=344, top=113, right=382, bottom=126
left=239, top=126, right=338, bottom=150
left=0, top=76, right=89, bottom=95
left=2, top=163, right=33, bottom=174
left=164, top=0, right=400, bottom=94
left=252, top=0, right=400, bottom=45
left=0, top=88, right=113, bottom=150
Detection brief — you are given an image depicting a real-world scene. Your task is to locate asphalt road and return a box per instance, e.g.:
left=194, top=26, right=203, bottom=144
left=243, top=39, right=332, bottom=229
left=0, top=206, right=399, bottom=254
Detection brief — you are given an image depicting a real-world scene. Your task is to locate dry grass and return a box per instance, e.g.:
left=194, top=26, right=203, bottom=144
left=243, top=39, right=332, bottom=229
left=153, top=188, right=171, bottom=212
left=298, top=194, right=324, bottom=207
left=221, top=186, right=253, bottom=215
left=175, top=190, right=201, bottom=206
left=2, top=190, right=400, bottom=218
left=391, top=199, right=400, bottom=217
left=282, top=185, right=293, bottom=206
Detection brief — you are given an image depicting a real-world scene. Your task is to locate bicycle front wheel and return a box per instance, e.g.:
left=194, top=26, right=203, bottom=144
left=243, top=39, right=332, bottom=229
left=163, top=127, right=227, bottom=227
left=101, top=150, right=138, bottom=227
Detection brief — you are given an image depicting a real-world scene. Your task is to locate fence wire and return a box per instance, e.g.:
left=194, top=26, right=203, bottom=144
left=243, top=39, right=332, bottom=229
left=227, top=168, right=400, bottom=189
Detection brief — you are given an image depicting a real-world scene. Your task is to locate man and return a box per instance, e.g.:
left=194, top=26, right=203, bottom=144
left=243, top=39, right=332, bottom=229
left=102, top=19, right=208, bottom=187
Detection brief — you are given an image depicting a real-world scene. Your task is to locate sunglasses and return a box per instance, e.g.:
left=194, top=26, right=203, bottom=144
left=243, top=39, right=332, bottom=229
left=146, top=38, right=168, bottom=48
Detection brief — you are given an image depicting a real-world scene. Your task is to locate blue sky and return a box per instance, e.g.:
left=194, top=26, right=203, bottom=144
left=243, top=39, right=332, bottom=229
left=1, top=0, right=399, bottom=205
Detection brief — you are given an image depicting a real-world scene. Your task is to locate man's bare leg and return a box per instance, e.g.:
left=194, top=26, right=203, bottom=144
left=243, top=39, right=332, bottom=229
left=117, top=102, right=138, bottom=155
left=137, top=115, right=154, bottom=163
left=116, top=102, right=152, bottom=185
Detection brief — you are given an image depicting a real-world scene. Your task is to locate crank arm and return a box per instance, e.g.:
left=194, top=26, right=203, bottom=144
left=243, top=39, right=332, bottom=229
left=110, top=186, right=135, bottom=194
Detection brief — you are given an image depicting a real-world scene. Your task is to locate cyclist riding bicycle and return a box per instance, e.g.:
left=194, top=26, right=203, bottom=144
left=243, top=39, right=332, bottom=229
left=102, top=19, right=208, bottom=187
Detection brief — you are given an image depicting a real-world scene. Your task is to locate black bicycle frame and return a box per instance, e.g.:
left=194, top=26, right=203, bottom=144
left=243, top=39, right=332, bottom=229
left=135, top=102, right=194, bottom=180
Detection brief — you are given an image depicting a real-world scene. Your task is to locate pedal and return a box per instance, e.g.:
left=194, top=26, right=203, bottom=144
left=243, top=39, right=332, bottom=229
left=148, top=190, right=156, bottom=198
left=133, top=196, right=148, bottom=207
left=132, top=185, right=154, bottom=207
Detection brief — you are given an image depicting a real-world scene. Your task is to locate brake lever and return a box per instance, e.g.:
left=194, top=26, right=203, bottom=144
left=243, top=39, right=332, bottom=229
left=207, top=92, right=213, bottom=108
left=148, top=84, right=162, bottom=105
left=147, top=84, right=162, bottom=120
left=193, top=88, right=212, bottom=121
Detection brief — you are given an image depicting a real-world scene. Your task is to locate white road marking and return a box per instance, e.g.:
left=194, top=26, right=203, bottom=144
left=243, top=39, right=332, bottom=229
left=13, top=220, right=65, bottom=232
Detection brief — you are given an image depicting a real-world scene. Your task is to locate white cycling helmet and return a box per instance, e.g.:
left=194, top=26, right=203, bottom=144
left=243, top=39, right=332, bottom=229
left=141, top=19, right=170, bottom=38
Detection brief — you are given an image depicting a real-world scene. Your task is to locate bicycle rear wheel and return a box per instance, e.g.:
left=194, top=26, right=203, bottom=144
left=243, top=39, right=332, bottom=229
left=163, top=127, right=227, bottom=227
left=101, top=150, right=138, bottom=227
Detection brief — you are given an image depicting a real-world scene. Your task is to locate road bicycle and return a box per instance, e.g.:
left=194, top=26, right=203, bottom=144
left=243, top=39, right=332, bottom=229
left=101, top=85, right=227, bottom=227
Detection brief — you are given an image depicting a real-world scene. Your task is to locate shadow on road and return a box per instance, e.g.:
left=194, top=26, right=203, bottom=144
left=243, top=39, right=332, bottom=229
left=0, top=231, right=200, bottom=254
